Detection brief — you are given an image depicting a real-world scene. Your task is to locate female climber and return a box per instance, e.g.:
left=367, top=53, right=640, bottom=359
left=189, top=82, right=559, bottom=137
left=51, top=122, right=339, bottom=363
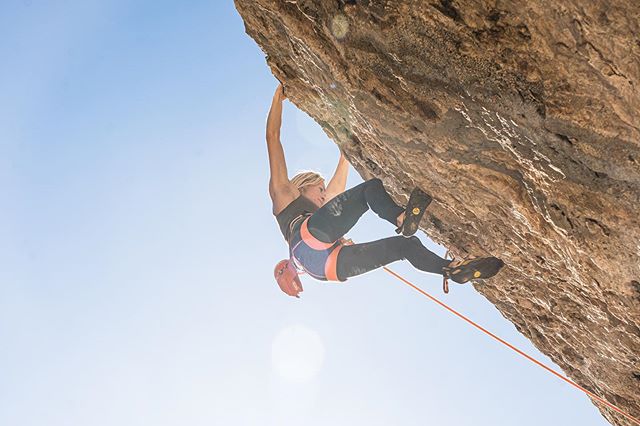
left=267, top=84, right=504, bottom=297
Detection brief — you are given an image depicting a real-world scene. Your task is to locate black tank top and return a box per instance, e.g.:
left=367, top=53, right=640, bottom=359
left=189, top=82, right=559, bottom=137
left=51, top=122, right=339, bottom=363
left=275, top=195, right=319, bottom=241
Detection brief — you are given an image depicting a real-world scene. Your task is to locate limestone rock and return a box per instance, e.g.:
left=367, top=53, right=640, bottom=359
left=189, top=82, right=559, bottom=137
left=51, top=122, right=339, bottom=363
left=235, top=1, right=640, bottom=424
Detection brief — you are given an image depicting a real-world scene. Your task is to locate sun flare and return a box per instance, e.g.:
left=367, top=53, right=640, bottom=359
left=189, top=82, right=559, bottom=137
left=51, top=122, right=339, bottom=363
left=271, top=324, right=325, bottom=382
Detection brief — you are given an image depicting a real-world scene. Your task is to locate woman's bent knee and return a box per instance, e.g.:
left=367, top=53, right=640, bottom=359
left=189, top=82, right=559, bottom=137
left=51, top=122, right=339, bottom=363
left=394, top=235, right=421, bottom=254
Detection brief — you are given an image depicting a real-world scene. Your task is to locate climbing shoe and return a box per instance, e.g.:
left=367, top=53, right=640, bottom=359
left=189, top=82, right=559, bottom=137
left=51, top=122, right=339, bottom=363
left=395, top=188, right=432, bottom=236
left=443, top=256, right=504, bottom=284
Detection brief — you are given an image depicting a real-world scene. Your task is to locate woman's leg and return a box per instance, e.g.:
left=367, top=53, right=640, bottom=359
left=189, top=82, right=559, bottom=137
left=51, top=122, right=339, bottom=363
left=307, top=178, right=405, bottom=243
left=335, top=235, right=451, bottom=280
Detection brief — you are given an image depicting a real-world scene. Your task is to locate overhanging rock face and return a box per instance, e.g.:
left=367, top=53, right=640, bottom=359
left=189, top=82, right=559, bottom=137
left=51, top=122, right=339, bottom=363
left=235, top=1, right=640, bottom=424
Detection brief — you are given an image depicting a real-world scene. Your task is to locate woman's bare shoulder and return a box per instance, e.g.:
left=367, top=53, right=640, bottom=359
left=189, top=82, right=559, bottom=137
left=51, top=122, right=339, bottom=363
left=270, top=184, right=300, bottom=216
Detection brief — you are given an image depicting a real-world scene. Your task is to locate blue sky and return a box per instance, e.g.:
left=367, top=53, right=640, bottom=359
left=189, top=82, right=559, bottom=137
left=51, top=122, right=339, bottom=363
left=0, top=1, right=610, bottom=425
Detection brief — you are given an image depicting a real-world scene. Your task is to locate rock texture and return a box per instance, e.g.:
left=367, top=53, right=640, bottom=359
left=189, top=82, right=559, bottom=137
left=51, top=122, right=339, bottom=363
left=235, top=1, right=640, bottom=424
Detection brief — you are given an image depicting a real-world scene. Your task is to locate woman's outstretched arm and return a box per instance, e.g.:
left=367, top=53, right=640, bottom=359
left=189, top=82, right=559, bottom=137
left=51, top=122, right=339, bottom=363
left=266, top=84, right=298, bottom=213
left=324, top=152, right=350, bottom=202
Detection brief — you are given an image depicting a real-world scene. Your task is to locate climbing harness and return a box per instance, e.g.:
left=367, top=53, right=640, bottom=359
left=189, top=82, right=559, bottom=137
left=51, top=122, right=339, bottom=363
left=274, top=214, right=351, bottom=297
left=297, top=215, right=351, bottom=281
left=382, top=265, right=640, bottom=426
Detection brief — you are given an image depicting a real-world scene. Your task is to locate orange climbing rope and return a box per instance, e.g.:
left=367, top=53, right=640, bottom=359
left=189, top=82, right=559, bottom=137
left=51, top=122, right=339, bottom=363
left=382, top=266, right=640, bottom=426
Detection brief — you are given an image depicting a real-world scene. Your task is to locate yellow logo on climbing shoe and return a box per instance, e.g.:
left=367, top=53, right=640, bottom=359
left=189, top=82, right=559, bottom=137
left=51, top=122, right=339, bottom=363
left=412, top=207, right=420, bottom=215
left=474, top=271, right=482, bottom=278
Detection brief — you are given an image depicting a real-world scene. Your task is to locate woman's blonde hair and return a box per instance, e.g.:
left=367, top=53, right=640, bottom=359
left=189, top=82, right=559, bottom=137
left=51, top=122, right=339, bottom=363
left=290, top=171, right=324, bottom=191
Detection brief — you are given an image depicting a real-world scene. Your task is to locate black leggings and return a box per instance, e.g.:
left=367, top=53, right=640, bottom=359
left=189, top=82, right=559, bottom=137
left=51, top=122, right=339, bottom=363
left=306, top=179, right=450, bottom=281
